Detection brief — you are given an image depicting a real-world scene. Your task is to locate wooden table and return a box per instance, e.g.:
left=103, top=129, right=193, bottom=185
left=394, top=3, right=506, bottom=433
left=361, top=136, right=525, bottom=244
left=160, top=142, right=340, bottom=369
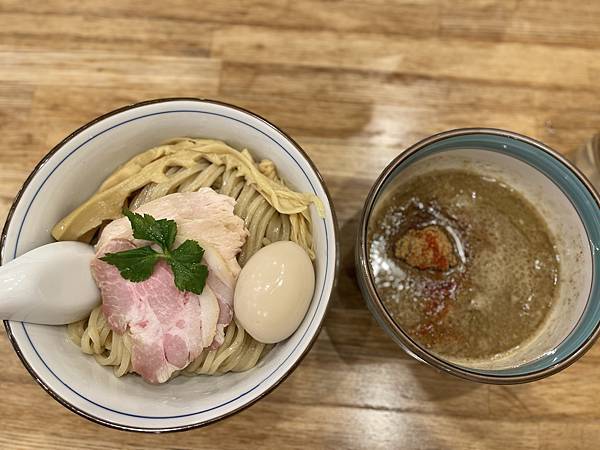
left=1, top=1, right=599, bottom=448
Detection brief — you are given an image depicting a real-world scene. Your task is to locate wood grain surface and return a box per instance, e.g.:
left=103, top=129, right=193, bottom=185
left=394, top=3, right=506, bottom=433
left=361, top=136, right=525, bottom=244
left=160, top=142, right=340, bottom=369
left=1, top=1, right=599, bottom=449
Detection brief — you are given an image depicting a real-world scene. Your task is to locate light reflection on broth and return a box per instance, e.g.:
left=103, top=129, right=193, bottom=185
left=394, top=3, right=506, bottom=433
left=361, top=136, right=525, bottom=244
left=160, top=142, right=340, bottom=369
left=368, top=169, right=560, bottom=361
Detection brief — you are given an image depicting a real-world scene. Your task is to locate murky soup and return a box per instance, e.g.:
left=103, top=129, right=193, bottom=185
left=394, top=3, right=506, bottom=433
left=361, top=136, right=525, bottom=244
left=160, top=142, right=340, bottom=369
left=368, top=169, right=560, bottom=361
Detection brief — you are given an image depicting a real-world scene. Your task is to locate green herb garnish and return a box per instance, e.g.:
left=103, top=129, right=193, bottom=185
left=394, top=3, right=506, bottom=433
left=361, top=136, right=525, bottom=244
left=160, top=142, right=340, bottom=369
left=100, top=209, right=208, bottom=294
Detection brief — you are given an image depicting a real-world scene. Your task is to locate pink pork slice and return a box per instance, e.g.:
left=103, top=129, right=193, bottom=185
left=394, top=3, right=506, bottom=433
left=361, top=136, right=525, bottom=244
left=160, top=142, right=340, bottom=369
left=95, top=189, right=247, bottom=347
left=91, top=239, right=219, bottom=384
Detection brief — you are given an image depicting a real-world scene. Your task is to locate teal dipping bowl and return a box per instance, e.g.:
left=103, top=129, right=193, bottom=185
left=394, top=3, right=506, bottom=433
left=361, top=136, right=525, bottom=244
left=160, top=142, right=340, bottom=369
left=356, top=128, right=600, bottom=384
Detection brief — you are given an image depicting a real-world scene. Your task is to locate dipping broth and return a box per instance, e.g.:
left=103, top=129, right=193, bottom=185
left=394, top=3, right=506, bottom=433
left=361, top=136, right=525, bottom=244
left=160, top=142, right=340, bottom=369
left=368, top=169, right=560, bottom=361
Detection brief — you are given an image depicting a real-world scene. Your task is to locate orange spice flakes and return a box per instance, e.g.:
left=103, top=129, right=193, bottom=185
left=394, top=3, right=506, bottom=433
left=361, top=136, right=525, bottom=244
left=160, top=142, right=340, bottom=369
left=394, top=225, right=458, bottom=271
left=412, top=278, right=460, bottom=347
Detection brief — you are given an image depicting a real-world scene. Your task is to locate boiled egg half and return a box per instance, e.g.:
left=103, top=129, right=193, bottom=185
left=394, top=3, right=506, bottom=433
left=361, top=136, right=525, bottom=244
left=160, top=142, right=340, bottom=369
left=234, top=241, right=315, bottom=344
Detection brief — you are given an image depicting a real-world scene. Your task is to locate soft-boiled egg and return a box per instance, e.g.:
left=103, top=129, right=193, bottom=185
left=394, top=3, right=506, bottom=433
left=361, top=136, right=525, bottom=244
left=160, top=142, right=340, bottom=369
left=234, top=241, right=315, bottom=344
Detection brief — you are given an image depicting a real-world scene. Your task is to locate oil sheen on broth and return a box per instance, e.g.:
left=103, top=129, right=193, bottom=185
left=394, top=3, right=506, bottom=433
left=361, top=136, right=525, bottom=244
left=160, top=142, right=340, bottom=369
left=369, top=169, right=559, bottom=361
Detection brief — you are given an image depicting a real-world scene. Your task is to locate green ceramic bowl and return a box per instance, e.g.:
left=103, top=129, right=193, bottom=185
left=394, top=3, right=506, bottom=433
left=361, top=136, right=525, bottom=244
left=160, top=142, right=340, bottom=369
left=356, top=128, right=600, bottom=384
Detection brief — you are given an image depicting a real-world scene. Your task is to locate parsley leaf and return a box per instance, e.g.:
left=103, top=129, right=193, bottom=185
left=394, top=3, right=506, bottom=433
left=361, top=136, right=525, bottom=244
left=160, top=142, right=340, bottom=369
left=99, top=209, right=209, bottom=294
left=169, top=260, right=209, bottom=294
left=170, top=239, right=205, bottom=263
left=169, top=240, right=208, bottom=295
left=100, top=246, right=162, bottom=282
left=124, top=209, right=177, bottom=252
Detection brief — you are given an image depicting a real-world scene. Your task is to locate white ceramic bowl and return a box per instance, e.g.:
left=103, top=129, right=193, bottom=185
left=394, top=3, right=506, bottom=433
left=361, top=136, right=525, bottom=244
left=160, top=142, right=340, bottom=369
left=1, top=98, right=338, bottom=431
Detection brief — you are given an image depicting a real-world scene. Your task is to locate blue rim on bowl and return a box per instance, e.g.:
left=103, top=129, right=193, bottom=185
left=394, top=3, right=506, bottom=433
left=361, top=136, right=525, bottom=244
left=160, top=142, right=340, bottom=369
left=0, top=98, right=340, bottom=432
left=356, top=128, right=600, bottom=384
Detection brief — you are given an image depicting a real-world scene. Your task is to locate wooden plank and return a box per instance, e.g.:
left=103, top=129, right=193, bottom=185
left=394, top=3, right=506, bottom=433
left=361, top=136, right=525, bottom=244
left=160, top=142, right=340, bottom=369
left=440, top=0, right=600, bottom=48
left=0, top=0, right=443, bottom=40
left=0, top=51, right=221, bottom=88
left=212, top=26, right=600, bottom=89
left=5, top=1, right=600, bottom=49
left=0, top=12, right=214, bottom=55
